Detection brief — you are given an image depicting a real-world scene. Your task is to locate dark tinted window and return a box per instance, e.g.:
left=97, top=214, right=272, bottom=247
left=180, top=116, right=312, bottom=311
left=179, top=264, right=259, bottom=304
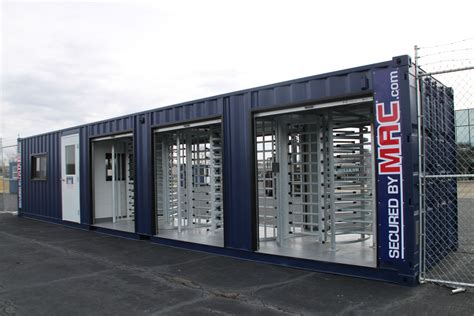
left=32, top=155, right=47, bottom=180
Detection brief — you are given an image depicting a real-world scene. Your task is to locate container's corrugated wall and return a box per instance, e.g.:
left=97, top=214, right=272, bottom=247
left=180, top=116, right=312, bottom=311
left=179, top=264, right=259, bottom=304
left=149, top=99, right=222, bottom=126
left=20, top=132, right=61, bottom=220
left=79, top=127, right=91, bottom=225
left=135, top=113, right=153, bottom=235
left=88, top=116, right=134, bottom=138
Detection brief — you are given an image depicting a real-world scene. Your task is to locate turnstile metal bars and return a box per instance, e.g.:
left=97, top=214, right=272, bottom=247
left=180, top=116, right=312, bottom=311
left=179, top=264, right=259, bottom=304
left=154, top=126, right=223, bottom=234
left=256, top=116, right=325, bottom=245
left=126, top=141, right=135, bottom=220
left=287, top=119, right=325, bottom=242
left=256, top=120, right=278, bottom=240
left=255, top=106, right=376, bottom=250
left=108, top=140, right=135, bottom=223
left=327, top=109, right=376, bottom=250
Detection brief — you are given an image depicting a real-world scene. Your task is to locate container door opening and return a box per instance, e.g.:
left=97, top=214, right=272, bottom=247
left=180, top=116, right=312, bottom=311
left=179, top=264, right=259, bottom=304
left=255, top=103, right=376, bottom=267
left=154, top=121, right=223, bottom=247
left=92, top=135, right=135, bottom=232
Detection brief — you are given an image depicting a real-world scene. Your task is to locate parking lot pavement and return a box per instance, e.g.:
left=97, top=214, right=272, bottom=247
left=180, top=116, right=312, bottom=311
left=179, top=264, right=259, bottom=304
left=1, top=213, right=473, bottom=316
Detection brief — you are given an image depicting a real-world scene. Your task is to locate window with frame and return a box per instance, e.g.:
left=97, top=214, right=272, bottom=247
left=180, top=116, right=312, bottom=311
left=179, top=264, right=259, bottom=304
left=31, top=154, right=47, bottom=180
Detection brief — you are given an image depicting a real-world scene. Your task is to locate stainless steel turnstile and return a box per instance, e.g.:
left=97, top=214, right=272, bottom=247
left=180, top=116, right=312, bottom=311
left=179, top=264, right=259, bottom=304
left=256, top=106, right=376, bottom=250
left=155, top=125, right=223, bottom=233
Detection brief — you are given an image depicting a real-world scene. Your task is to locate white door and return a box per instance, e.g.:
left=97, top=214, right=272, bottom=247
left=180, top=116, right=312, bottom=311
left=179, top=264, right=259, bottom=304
left=61, top=134, right=80, bottom=223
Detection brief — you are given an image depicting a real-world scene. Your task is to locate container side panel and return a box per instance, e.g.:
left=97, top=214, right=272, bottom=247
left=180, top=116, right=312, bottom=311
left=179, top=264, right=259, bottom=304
left=223, top=94, right=254, bottom=250
left=327, top=76, right=347, bottom=96
left=252, top=72, right=371, bottom=109
left=256, top=89, right=276, bottom=108
left=88, top=116, right=133, bottom=138
left=149, top=100, right=223, bottom=127
left=80, top=127, right=92, bottom=224
left=134, top=114, right=154, bottom=235
left=290, top=82, right=307, bottom=103
left=20, top=132, right=62, bottom=219
left=275, top=86, right=291, bottom=105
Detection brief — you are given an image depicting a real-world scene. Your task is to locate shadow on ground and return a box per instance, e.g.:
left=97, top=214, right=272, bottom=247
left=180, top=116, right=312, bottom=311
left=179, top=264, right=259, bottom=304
left=0, top=214, right=473, bottom=315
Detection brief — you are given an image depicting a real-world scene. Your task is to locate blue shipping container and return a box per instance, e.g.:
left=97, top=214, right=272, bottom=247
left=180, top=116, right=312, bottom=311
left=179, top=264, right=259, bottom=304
left=17, top=55, right=456, bottom=285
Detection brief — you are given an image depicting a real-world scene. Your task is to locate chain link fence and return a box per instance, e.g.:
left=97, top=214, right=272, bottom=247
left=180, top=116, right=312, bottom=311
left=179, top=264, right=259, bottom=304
left=416, top=38, right=474, bottom=288
left=0, top=140, right=19, bottom=214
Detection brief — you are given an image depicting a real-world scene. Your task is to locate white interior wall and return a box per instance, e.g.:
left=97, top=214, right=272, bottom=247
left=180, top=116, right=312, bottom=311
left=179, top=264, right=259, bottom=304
left=93, top=139, right=128, bottom=220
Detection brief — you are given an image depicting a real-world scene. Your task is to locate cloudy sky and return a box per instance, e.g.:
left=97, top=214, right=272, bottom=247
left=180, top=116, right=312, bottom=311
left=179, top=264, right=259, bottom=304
left=1, top=0, right=472, bottom=144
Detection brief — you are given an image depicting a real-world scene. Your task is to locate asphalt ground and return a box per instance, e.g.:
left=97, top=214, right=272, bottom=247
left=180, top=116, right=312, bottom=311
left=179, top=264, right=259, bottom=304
left=0, top=213, right=473, bottom=315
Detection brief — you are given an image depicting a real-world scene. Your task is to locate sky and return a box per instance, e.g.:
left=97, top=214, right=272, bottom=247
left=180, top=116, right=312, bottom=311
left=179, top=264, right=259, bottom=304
left=0, top=0, right=473, bottom=145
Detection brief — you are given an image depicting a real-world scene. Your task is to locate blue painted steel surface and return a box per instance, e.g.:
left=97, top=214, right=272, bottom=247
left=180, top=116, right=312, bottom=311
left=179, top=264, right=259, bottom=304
left=19, top=132, right=62, bottom=220
left=18, top=55, right=424, bottom=285
left=79, top=127, right=91, bottom=225
left=135, top=113, right=153, bottom=236
left=223, top=95, right=254, bottom=250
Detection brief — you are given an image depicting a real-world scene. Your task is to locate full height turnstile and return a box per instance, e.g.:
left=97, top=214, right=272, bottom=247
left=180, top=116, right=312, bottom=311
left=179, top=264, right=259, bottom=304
left=155, top=125, right=223, bottom=234
left=256, top=106, right=376, bottom=251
